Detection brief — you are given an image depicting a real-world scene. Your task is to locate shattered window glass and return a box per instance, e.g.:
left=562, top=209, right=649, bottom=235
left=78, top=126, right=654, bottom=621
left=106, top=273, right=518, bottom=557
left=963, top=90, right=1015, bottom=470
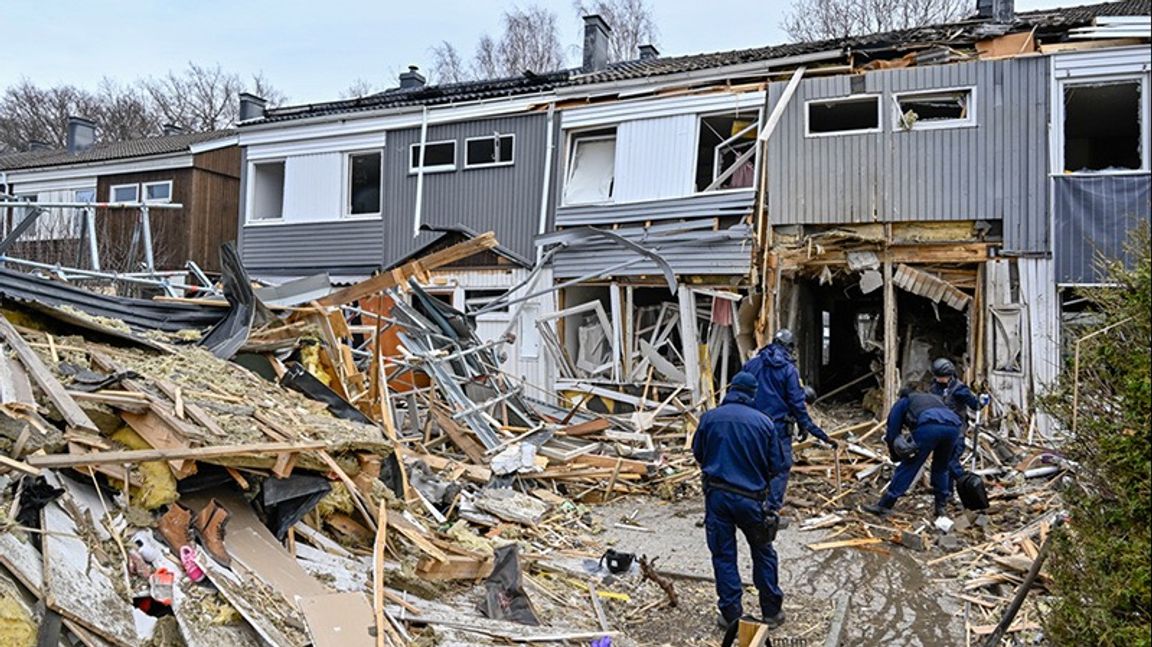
left=807, top=97, right=880, bottom=135
left=1063, top=81, right=1142, bottom=172
left=895, top=89, right=972, bottom=130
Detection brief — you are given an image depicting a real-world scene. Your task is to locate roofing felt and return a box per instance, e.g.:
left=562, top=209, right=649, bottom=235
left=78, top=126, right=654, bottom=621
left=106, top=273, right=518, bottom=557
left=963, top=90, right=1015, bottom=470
left=0, top=129, right=236, bottom=172
left=249, top=0, right=1149, bottom=125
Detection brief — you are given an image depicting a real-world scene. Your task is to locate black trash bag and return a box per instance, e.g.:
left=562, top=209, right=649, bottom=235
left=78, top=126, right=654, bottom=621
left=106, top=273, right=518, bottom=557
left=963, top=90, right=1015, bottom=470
left=15, top=476, right=64, bottom=551
left=477, top=544, right=540, bottom=626
left=957, top=471, right=990, bottom=511
left=260, top=474, right=332, bottom=540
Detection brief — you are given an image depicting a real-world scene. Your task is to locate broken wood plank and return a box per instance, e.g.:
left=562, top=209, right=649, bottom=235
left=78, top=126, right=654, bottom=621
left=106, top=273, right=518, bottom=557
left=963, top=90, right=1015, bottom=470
left=558, top=418, right=611, bottom=437
left=298, top=592, right=376, bottom=647
left=416, top=554, right=494, bottom=581
left=25, top=441, right=328, bottom=468
left=807, top=537, right=885, bottom=551
left=317, top=233, right=499, bottom=307
left=0, top=316, right=99, bottom=434
left=119, top=409, right=198, bottom=478
left=0, top=454, right=42, bottom=476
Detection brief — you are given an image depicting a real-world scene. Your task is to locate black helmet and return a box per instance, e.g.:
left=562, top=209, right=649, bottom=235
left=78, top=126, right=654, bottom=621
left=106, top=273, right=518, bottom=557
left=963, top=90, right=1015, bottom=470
left=931, top=358, right=956, bottom=378
left=773, top=328, right=795, bottom=350
left=803, top=385, right=817, bottom=404
left=892, top=434, right=919, bottom=461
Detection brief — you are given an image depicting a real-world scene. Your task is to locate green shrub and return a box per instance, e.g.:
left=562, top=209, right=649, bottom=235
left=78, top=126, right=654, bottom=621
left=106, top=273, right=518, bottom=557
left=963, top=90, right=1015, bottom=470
left=1044, top=227, right=1151, bottom=646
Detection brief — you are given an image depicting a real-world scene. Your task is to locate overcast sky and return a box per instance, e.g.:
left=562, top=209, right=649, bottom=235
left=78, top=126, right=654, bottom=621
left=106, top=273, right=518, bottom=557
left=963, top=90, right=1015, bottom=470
left=2, top=0, right=1070, bottom=105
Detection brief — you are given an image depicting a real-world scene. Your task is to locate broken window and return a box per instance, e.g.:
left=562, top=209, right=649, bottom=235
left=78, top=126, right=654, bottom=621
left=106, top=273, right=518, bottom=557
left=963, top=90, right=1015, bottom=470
left=109, top=183, right=139, bottom=203
left=409, top=140, right=456, bottom=172
left=348, top=151, right=382, bottom=215
left=695, top=113, right=759, bottom=191
left=895, top=89, right=973, bottom=130
left=1063, top=80, right=1143, bottom=172
left=250, top=161, right=285, bottom=221
left=991, top=306, right=1024, bottom=373
left=142, top=181, right=172, bottom=204
left=563, top=129, right=616, bottom=205
left=807, top=96, right=880, bottom=135
left=464, top=289, right=511, bottom=315
left=465, top=134, right=514, bottom=168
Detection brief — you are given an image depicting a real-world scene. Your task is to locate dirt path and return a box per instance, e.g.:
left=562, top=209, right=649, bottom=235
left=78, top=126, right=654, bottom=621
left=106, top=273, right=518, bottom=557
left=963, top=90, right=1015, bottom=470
left=593, top=497, right=964, bottom=646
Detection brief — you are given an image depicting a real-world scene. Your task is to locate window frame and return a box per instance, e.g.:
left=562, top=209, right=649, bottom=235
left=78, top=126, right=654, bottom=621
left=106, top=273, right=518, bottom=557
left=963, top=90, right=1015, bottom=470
left=891, top=86, right=977, bottom=132
left=463, top=133, right=516, bottom=169
left=562, top=130, right=618, bottom=206
left=804, top=94, right=883, bottom=138
left=408, top=139, right=457, bottom=174
left=245, top=158, right=287, bottom=225
left=1054, top=74, right=1151, bottom=176
left=142, top=180, right=174, bottom=204
left=109, top=183, right=140, bottom=203
left=693, top=110, right=761, bottom=193
left=343, top=149, right=383, bottom=218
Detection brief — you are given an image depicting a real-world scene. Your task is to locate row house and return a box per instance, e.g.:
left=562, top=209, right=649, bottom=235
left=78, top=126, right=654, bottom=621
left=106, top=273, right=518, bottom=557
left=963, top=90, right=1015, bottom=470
left=231, top=0, right=1150, bottom=420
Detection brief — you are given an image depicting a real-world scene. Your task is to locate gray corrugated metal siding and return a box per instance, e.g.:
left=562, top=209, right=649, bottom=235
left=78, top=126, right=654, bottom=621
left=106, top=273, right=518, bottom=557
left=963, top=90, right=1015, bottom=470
left=550, top=223, right=752, bottom=277
left=1053, top=174, right=1151, bottom=284
left=766, top=57, right=1049, bottom=252
left=555, top=190, right=755, bottom=226
left=240, top=220, right=385, bottom=274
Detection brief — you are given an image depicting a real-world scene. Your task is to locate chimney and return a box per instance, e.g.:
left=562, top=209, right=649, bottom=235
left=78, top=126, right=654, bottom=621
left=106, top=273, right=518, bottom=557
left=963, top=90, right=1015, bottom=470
left=638, top=44, right=659, bottom=60
left=27, top=140, right=51, bottom=152
left=977, top=0, right=1014, bottom=22
left=582, top=14, right=612, bottom=72
left=399, top=65, right=426, bottom=90
left=66, top=116, right=97, bottom=154
left=238, top=92, right=267, bottom=122
left=162, top=123, right=185, bottom=136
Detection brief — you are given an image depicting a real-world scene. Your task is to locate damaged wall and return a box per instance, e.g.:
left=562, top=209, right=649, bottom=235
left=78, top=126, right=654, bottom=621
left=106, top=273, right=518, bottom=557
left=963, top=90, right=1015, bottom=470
left=766, top=57, right=1049, bottom=251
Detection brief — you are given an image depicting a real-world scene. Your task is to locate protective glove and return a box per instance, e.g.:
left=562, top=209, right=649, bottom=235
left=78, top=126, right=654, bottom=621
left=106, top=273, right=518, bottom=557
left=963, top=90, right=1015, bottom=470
left=823, top=437, right=840, bottom=449
left=978, top=393, right=991, bottom=408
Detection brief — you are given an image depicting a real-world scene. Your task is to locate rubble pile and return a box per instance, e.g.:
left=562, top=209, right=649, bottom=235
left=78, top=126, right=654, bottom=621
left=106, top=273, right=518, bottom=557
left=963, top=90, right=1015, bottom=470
left=0, top=237, right=706, bottom=647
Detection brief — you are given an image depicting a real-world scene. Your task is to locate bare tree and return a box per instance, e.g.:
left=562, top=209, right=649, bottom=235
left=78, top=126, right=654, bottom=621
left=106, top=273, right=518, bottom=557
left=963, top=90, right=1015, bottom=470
left=94, top=79, right=160, bottom=143
left=484, top=6, right=566, bottom=77
left=429, top=41, right=469, bottom=85
left=139, top=62, right=285, bottom=132
left=782, top=0, right=970, bottom=41
left=340, top=78, right=382, bottom=99
left=0, top=81, right=103, bottom=151
left=574, top=0, right=658, bottom=62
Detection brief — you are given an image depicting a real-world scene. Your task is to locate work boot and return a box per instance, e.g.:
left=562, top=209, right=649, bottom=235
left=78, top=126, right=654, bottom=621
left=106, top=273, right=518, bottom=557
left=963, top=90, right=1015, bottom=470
left=862, top=500, right=893, bottom=518
left=157, top=503, right=193, bottom=553
left=934, top=501, right=948, bottom=518
left=764, top=610, right=787, bottom=629
left=193, top=499, right=232, bottom=567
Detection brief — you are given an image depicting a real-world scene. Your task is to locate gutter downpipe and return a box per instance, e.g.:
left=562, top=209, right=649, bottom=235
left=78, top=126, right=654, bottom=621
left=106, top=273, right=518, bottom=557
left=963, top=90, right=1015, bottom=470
left=413, top=106, right=430, bottom=238
left=535, top=101, right=556, bottom=264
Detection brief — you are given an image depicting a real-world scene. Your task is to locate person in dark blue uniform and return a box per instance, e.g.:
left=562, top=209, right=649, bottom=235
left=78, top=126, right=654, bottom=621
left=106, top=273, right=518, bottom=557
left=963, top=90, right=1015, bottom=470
left=863, top=382, right=963, bottom=518
left=929, top=358, right=988, bottom=504
left=693, top=371, right=788, bottom=629
left=742, top=329, right=837, bottom=512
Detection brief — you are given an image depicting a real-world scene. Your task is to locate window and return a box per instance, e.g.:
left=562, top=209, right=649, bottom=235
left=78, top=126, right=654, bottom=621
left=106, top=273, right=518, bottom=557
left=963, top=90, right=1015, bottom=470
left=806, top=96, right=881, bottom=135
left=696, top=113, right=759, bottom=191
left=991, top=306, right=1024, bottom=373
left=1063, top=80, right=1143, bottom=172
left=563, top=130, right=616, bottom=205
left=74, top=188, right=96, bottom=204
left=894, top=88, right=974, bottom=130
left=110, top=184, right=139, bottom=202
left=464, top=288, right=511, bottom=314
left=465, top=134, right=514, bottom=168
left=409, top=140, right=456, bottom=173
left=347, top=152, right=382, bottom=215
left=250, top=161, right=285, bottom=221
left=143, top=181, right=173, bottom=204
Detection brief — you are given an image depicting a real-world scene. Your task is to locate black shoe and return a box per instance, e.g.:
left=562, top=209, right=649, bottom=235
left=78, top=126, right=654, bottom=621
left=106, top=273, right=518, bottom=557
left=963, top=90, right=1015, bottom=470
left=716, top=614, right=739, bottom=630
left=764, top=610, right=786, bottom=628
left=934, top=503, right=948, bottom=518
left=862, top=502, right=892, bottom=518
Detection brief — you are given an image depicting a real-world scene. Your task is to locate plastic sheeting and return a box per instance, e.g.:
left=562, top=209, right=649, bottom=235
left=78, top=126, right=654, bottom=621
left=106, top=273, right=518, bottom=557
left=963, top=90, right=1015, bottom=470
left=1053, top=174, right=1151, bottom=284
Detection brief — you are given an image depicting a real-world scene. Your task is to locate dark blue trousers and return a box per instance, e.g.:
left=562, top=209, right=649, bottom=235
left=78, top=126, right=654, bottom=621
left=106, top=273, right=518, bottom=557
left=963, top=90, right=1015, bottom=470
left=704, top=489, right=783, bottom=621
left=766, top=422, right=793, bottom=512
left=945, top=427, right=968, bottom=497
left=883, top=423, right=960, bottom=507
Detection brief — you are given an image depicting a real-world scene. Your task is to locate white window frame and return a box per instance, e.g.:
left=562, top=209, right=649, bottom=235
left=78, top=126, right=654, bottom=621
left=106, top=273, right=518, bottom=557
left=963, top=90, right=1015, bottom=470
left=693, top=110, right=762, bottom=193
left=109, top=183, right=140, bottom=203
left=804, top=94, right=883, bottom=138
left=463, top=133, right=516, bottom=169
left=245, top=158, right=286, bottom=225
left=74, top=188, right=96, bottom=203
left=409, top=140, right=457, bottom=174
left=343, top=149, right=383, bottom=219
left=891, top=86, right=977, bottom=131
left=1053, top=74, right=1151, bottom=176
left=562, top=131, right=617, bottom=206
left=142, top=180, right=173, bottom=204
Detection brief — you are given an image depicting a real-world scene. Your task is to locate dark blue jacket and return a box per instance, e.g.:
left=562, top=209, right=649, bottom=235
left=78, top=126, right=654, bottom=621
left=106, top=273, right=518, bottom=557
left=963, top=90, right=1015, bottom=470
left=931, top=378, right=980, bottom=421
left=692, top=389, right=783, bottom=494
left=742, top=343, right=818, bottom=435
left=885, top=393, right=963, bottom=445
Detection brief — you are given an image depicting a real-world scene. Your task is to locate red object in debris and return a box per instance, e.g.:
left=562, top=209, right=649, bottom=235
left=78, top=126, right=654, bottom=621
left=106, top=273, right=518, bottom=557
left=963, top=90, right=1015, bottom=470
left=150, top=567, right=175, bottom=604
left=180, top=545, right=205, bottom=583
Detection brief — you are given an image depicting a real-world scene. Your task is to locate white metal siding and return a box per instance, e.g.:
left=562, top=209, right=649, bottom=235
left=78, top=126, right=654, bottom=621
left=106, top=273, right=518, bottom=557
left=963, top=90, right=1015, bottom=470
left=562, top=91, right=765, bottom=128
left=614, top=115, right=697, bottom=202
left=283, top=152, right=344, bottom=223
left=1051, top=46, right=1152, bottom=78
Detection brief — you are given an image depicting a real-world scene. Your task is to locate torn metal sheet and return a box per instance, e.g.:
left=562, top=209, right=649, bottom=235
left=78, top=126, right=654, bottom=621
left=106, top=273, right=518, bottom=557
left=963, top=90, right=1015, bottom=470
left=893, top=263, right=971, bottom=310
left=200, top=243, right=272, bottom=359
left=254, top=273, right=332, bottom=307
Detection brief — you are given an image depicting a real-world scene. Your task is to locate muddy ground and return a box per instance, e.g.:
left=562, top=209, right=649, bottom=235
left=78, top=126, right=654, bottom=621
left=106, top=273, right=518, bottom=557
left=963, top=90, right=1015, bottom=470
left=592, top=497, right=964, bottom=646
